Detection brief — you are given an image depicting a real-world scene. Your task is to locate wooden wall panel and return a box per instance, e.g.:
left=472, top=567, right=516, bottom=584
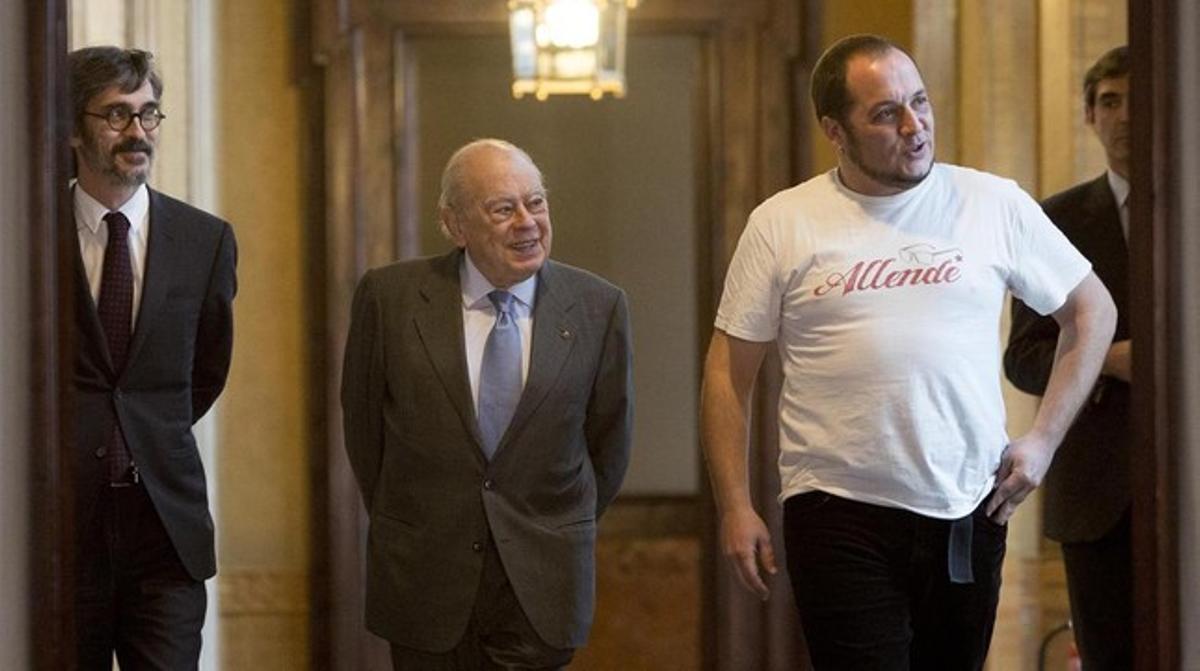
left=360, top=23, right=397, bottom=266
left=392, top=35, right=420, bottom=259
left=1130, top=0, right=1183, bottom=666
left=715, top=23, right=759, bottom=268
left=28, top=0, right=75, bottom=667
left=320, top=31, right=392, bottom=670
left=710, top=24, right=765, bottom=671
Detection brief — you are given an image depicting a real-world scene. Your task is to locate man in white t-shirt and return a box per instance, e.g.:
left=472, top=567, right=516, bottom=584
left=701, top=34, right=1116, bottom=669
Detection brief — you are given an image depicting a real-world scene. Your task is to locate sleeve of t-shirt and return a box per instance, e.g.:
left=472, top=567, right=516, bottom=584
left=713, top=209, right=782, bottom=342
left=1006, top=185, right=1092, bottom=316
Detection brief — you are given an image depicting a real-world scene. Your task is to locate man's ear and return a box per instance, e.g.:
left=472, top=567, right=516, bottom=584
left=820, top=116, right=845, bottom=152
left=440, top=207, right=466, bottom=247
left=1084, top=104, right=1096, bottom=127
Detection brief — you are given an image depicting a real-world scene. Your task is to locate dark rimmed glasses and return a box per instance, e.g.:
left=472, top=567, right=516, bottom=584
left=83, top=106, right=166, bottom=132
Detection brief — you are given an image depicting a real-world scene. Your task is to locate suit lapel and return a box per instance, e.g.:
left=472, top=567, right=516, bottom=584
left=1086, top=175, right=1127, bottom=257
left=497, top=261, right=578, bottom=454
left=1085, top=175, right=1129, bottom=334
left=122, top=189, right=174, bottom=377
left=412, top=252, right=483, bottom=448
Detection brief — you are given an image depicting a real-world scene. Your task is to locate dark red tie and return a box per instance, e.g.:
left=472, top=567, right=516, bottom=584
left=97, top=211, right=134, bottom=481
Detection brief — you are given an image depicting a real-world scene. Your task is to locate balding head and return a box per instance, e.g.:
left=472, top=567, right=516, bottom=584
left=437, top=139, right=543, bottom=237
left=437, top=139, right=552, bottom=288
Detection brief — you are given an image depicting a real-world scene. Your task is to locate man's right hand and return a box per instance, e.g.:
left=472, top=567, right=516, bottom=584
left=720, top=507, right=777, bottom=600
left=702, top=330, right=775, bottom=599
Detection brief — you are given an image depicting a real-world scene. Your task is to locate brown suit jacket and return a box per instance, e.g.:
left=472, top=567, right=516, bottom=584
left=341, top=249, right=633, bottom=651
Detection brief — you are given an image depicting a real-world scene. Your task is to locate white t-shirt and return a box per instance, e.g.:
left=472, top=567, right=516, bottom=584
left=715, top=164, right=1091, bottom=519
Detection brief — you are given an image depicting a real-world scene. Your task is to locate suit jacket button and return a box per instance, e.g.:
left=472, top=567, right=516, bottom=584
left=471, top=542, right=483, bottom=553
left=483, top=479, right=494, bottom=491
left=94, top=447, right=107, bottom=458
left=113, top=389, right=123, bottom=400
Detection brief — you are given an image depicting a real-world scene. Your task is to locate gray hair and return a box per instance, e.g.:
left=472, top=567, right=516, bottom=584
left=69, top=46, right=164, bottom=137
left=436, top=138, right=543, bottom=238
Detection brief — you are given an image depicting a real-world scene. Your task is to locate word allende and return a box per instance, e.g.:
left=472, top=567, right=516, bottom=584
left=815, top=244, right=964, bottom=297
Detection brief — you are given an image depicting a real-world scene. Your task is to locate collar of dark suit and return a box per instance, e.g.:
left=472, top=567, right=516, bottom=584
left=433, top=248, right=571, bottom=315
left=1105, top=169, right=1129, bottom=209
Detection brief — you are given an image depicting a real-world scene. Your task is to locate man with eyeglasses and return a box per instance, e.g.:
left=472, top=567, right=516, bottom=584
left=69, top=46, right=236, bottom=669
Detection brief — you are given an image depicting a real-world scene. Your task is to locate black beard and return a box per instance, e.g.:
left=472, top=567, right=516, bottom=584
left=844, top=135, right=932, bottom=191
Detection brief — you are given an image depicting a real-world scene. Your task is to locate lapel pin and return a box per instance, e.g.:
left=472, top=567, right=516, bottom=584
left=558, top=327, right=572, bottom=339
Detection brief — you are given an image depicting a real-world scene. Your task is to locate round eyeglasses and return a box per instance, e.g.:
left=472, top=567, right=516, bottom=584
left=83, top=107, right=166, bottom=132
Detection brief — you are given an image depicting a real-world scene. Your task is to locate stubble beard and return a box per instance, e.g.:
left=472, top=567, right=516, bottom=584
left=844, top=131, right=933, bottom=192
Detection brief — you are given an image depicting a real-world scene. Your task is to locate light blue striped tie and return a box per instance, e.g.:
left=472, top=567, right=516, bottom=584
left=478, top=290, right=522, bottom=459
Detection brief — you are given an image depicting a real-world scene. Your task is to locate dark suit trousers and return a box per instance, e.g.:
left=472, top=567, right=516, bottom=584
left=1061, top=507, right=1133, bottom=671
left=389, top=536, right=574, bottom=671
left=76, top=483, right=206, bottom=671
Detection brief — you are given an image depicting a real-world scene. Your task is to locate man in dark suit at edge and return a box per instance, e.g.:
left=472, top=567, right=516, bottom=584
left=70, top=47, right=236, bottom=669
left=342, top=138, right=633, bottom=669
left=1005, top=45, right=1132, bottom=670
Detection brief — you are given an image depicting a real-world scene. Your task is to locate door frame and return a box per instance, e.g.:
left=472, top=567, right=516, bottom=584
left=29, top=0, right=75, bottom=667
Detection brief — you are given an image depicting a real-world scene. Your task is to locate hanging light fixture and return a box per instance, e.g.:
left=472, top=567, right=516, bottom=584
left=508, top=0, right=638, bottom=101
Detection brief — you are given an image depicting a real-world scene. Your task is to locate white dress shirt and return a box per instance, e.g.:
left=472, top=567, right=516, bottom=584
left=74, top=182, right=151, bottom=330
left=460, top=251, right=537, bottom=415
left=1107, top=168, right=1130, bottom=241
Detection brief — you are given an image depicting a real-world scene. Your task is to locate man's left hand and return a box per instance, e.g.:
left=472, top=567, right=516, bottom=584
left=987, top=432, right=1057, bottom=524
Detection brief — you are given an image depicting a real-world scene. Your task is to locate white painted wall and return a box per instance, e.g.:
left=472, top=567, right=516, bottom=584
left=0, top=1, right=31, bottom=668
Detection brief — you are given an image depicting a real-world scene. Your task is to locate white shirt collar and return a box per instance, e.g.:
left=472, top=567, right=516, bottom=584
left=460, top=250, right=538, bottom=311
left=74, top=182, right=150, bottom=237
left=1106, top=169, right=1130, bottom=210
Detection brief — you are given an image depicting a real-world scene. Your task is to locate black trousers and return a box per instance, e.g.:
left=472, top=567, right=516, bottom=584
left=784, top=491, right=1007, bottom=671
left=75, top=482, right=206, bottom=671
left=390, top=536, right=575, bottom=671
left=1060, top=507, right=1133, bottom=671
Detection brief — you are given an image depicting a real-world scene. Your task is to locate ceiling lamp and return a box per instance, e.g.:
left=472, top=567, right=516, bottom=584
left=508, top=0, right=638, bottom=101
